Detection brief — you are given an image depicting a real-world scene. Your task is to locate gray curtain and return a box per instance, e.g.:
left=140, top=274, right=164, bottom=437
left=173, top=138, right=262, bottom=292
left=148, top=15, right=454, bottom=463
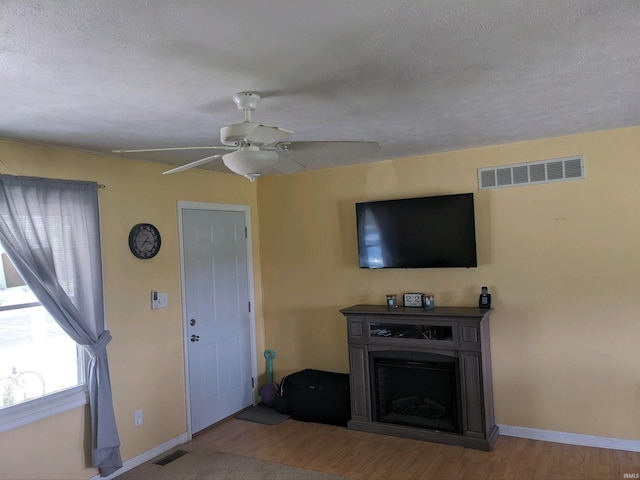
left=0, top=175, right=121, bottom=477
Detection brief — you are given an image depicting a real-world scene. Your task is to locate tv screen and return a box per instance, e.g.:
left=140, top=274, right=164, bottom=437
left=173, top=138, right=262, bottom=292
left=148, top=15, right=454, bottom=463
left=356, top=193, right=477, bottom=268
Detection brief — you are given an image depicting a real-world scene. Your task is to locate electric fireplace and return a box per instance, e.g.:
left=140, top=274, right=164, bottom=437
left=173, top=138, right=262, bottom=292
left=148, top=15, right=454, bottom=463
left=371, top=350, right=461, bottom=433
left=340, top=305, right=498, bottom=450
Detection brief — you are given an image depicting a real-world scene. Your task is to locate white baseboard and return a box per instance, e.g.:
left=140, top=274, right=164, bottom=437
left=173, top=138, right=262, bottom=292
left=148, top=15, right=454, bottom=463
left=89, top=432, right=190, bottom=480
left=498, top=424, right=640, bottom=452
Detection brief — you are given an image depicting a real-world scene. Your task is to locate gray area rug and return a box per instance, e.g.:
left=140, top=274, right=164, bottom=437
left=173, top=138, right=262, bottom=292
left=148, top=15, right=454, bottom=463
left=114, top=446, right=350, bottom=480
left=234, top=405, right=290, bottom=425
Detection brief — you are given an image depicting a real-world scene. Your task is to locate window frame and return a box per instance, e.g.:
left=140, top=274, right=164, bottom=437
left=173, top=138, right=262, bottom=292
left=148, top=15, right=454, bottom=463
left=0, top=383, right=88, bottom=432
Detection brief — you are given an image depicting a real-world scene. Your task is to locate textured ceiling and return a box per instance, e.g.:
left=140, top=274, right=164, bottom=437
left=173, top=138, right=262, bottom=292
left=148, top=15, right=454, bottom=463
left=1, top=0, right=639, bottom=177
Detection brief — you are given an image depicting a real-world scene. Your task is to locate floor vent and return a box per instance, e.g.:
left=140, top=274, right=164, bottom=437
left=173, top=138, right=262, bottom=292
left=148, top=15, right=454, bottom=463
left=153, top=449, right=189, bottom=466
left=478, top=156, right=584, bottom=190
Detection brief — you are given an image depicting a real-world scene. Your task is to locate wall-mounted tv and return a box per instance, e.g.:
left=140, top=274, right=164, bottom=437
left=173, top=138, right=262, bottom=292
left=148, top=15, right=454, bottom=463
left=356, top=193, right=477, bottom=269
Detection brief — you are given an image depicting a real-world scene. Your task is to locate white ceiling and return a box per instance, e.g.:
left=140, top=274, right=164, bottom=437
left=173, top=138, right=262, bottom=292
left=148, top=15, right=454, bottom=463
left=2, top=0, right=639, bottom=176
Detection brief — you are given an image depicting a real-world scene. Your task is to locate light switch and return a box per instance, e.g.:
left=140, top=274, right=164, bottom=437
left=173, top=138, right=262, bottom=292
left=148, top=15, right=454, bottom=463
left=157, top=292, right=168, bottom=308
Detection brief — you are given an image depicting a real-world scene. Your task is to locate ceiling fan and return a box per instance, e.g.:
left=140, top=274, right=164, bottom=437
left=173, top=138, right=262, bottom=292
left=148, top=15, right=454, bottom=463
left=113, top=92, right=381, bottom=182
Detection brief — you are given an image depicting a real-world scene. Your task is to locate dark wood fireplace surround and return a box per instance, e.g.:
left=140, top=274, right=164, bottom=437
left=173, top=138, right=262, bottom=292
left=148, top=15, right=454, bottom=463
left=340, top=304, right=498, bottom=450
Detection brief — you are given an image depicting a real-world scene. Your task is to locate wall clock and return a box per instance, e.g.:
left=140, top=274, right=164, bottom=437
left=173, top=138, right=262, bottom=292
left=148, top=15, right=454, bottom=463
left=128, top=223, right=161, bottom=259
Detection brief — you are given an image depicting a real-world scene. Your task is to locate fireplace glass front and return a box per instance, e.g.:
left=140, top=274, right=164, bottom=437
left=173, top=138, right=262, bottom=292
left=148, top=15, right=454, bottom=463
left=370, top=350, right=461, bottom=434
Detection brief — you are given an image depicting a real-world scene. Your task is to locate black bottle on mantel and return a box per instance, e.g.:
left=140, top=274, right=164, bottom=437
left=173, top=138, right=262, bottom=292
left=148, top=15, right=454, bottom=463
left=479, top=286, right=491, bottom=309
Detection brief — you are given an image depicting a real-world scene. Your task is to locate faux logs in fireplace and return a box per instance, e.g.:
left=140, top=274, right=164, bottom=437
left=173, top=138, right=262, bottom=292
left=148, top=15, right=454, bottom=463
left=371, top=350, right=461, bottom=434
left=340, top=304, right=498, bottom=451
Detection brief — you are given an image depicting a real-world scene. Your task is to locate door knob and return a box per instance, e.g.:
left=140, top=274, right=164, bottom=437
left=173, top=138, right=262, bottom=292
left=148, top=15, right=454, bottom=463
left=190, top=334, right=200, bottom=342
left=190, top=319, right=196, bottom=326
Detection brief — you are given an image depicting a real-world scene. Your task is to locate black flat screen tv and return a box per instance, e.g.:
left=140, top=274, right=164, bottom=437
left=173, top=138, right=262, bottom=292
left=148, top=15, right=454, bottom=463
left=356, top=193, right=477, bottom=268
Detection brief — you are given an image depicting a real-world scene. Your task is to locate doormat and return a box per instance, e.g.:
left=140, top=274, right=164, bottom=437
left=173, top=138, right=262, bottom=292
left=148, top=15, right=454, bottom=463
left=235, top=405, right=289, bottom=425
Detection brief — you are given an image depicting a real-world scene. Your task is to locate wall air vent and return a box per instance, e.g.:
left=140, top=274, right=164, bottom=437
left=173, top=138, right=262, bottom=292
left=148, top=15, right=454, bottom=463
left=478, top=156, right=584, bottom=190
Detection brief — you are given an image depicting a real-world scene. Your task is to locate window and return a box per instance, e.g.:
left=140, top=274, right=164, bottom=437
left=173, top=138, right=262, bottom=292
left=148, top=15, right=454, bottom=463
left=0, top=246, right=86, bottom=431
left=0, top=248, right=85, bottom=403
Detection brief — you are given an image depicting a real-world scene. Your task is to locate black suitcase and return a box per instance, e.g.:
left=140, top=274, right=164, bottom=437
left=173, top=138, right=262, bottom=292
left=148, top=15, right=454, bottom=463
left=285, top=369, right=350, bottom=426
left=273, top=379, right=291, bottom=415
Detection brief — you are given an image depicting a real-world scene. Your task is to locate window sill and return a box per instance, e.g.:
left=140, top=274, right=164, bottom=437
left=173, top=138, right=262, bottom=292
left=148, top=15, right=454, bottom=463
left=0, top=385, right=88, bottom=432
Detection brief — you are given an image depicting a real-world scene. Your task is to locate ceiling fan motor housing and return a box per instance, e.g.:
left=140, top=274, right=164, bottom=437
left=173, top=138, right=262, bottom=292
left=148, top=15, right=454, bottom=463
left=220, top=123, right=293, bottom=146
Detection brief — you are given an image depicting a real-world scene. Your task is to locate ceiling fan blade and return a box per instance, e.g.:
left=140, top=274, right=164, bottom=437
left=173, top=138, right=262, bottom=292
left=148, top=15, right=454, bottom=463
left=162, top=155, right=222, bottom=175
left=113, top=146, right=234, bottom=154
left=273, top=156, right=304, bottom=174
left=276, top=141, right=380, bottom=154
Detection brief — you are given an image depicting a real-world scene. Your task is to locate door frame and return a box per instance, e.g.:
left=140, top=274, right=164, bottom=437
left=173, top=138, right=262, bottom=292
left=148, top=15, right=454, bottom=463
left=177, top=200, right=258, bottom=439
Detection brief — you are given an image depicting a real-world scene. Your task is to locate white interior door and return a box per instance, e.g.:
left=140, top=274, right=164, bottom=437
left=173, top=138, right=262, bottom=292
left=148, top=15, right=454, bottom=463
left=181, top=205, right=254, bottom=434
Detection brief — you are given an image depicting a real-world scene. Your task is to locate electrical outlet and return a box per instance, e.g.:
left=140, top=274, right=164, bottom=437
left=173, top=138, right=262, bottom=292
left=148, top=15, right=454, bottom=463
left=134, top=409, right=143, bottom=427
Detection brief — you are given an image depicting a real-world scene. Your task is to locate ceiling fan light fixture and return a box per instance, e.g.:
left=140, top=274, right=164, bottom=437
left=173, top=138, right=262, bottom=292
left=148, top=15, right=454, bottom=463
left=222, top=148, right=280, bottom=182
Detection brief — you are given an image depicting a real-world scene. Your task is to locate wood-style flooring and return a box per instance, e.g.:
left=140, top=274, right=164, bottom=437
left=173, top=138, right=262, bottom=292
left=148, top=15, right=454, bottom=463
left=190, top=417, right=640, bottom=480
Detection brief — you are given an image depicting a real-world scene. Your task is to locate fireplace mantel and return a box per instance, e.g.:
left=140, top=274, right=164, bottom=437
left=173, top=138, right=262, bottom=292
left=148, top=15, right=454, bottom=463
left=340, top=304, right=498, bottom=450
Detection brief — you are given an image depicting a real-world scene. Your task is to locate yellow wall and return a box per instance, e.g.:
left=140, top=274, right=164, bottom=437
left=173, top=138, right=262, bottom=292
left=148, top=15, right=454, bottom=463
left=0, top=141, right=265, bottom=480
left=2, top=126, right=640, bottom=479
left=257, top=126, right=640, bottom=441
